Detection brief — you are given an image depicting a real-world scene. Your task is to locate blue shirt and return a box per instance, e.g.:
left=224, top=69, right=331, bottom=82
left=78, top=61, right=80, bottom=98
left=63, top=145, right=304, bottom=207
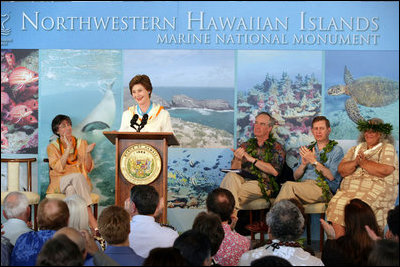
left=85, top=245, right=144, bottom=266
left=11, top=230, right=56, bottom=266
left=293, top=144, right=344, bottom=194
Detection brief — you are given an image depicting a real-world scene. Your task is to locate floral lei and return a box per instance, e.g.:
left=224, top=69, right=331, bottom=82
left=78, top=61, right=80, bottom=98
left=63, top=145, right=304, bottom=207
left=307, top=140, right=338, bottom=203
left=246, top=134, right=279, bottom=205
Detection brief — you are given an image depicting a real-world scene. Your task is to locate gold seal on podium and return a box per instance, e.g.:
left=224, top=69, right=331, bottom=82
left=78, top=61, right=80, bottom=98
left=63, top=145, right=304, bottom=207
left=120, top=144, right=162, bottom=185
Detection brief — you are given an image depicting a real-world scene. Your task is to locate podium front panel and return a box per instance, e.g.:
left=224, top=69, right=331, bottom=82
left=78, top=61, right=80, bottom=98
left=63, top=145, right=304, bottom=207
left=115, top=138, right=168, bottom=223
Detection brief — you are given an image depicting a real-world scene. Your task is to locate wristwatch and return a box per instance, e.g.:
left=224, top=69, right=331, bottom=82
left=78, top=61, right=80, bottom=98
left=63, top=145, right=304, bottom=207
left=312, top=161, right=318, bottom=167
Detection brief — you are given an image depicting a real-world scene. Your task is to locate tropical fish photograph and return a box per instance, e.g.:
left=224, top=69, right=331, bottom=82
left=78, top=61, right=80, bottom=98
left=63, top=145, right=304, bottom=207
left=1, top=49, right=39, bottom=154
left=167, top=148, right=232, bottom=209
left=325, top=51, right=399, bottom=140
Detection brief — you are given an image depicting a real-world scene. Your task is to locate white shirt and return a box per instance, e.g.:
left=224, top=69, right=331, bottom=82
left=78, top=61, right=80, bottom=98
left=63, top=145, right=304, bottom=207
left=119, top=104, right=173, bottom=133
left=128, top=215, right=179, bottom=258
left=2, top=218, right=33, bottom=245
left=239, top=240, right=324, bottom=266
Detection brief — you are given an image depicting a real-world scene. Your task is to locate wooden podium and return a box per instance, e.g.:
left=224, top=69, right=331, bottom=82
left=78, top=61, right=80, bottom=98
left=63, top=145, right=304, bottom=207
left=103, top=131, right=179, bottom=223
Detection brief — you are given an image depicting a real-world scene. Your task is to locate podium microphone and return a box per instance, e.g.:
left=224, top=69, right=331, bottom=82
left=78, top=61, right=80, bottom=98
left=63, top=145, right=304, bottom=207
left=130, top=114, right=139, bottom=130
left=138, top=114, right=148, bottom=132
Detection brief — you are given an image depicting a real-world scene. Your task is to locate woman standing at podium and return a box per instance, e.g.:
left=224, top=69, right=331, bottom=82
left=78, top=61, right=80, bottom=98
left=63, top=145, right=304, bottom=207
left=46, top=114, right=98, bottom=233
left=119, top=74, right=173, bottom=132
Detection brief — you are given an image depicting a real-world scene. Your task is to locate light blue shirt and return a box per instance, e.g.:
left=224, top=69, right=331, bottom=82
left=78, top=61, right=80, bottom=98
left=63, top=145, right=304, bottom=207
left=2, top=218, right=32, bottom=245
left=128, top=215, right=179, bottom=258
left=293, top=144, right=344, bottom=194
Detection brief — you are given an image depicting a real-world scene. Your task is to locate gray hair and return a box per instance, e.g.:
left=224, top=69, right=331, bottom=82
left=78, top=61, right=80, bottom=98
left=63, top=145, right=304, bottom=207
left=64, top=195, right=89, bottom=231
left=256, top=112, right=276, bottom=127
left=357, top=118, right=395, bottom=145
left=3, top=192, right=29, bottom=218
left=266, top=200, right=305, bottom=241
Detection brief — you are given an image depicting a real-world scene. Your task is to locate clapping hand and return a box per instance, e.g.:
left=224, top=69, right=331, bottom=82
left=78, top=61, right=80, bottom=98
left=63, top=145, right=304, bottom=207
left=62, top=134, right=73, bottom=150
left=86, top=143, right=96, bottom=153
left=365, top=225, right=381, bottom=241
left=320, top=219, right=336, bottom=240
left=299, top=146, right=316, bottom=165
left=356, top=151, right=366, bottom=166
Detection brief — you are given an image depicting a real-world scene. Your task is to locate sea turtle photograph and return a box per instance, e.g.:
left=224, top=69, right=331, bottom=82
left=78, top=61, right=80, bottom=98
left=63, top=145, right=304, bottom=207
left=325, top=51, right=399, bottom=140
left=328, top=65, right=399, bottom=124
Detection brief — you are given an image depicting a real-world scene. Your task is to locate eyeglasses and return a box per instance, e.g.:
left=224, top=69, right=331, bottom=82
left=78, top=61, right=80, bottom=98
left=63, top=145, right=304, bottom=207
left=58, top=122, right=71, bottom=129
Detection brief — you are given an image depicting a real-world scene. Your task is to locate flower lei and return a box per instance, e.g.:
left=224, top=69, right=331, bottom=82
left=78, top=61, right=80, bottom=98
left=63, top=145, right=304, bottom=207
left=245, top=134, right=279, bottom=205
left=57, top=136, right=78, bottom=164
left=306, top=140, right=338, bottom=204
left=357, top=120, right=393, bottom=135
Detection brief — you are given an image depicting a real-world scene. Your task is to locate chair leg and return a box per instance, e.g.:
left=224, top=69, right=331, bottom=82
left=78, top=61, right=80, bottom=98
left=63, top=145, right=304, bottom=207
left=306, top=214, right=311, bottom=245
left=93, top=203, right=98, bottom=219
left=250, top=210, right=254, bottom=241
left=260, top=209, right=265, bottom=242
left=319, top=213, right=325, bottom=252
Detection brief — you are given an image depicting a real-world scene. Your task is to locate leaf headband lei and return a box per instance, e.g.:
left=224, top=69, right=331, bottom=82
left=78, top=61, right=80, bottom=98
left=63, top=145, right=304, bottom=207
left=357, top=120, right=393, bottom=135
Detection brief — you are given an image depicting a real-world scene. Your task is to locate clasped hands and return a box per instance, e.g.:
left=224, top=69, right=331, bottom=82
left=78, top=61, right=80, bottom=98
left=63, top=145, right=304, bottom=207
left=355, top=151, right=367, bottom=167
left=231, top=147, right=255, bottom=163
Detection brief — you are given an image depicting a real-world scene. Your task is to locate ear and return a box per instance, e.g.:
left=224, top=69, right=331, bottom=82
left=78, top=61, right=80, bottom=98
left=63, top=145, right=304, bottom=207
left=3, top=209, right=8, bottom=220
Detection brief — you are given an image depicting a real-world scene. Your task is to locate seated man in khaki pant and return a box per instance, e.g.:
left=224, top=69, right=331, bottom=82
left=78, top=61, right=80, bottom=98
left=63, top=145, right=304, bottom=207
left=220, top=112, right=285, bottom=231
left=274, top=116, right=344, bottom=205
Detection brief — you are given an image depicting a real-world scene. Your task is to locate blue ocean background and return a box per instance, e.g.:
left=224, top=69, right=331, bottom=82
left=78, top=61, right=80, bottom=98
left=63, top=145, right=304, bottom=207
left=38, top=50, right=123, bottom=203
left=156, top=86, right=235, bottom=134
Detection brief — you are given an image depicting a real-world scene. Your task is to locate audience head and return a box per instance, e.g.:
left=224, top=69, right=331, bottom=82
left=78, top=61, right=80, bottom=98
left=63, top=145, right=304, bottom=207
left=37, top=198, right=69, bottom=230
left=143, top=247, right=187, bottom=266
left=129, top=185, right=159, bottom=215
left=173, top=229, right=212, bottom=266
left=64, top=195, right=89, bottom=231
left=344, top=198, right=381, bottom=238
left=36, top=234, right=84, bottom=266
left=192, top=211, right=224, bottom=256
left=386, top=205, right=399, bottom=241
left=206, top=188, right=235, bottom=222
left=3, top=191, right=30, bottom=221
left=251, top=255, right=292, bottom=266
left=51, top=114, right=72, bottom=137
left=98, top=205, right=130, bottom=245
left=267, top=200, right=304, bottom=241
left=54, top=227, right=86, bottom=257
left=367, top=239, right=399, bottom=266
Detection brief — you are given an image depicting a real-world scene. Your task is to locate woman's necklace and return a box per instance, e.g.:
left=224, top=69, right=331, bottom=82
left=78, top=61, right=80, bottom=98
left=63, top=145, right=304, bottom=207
left=265, top=239, right=301, bottom=251
left=58, top=136, right=78, bottom=164
left=307, top=140, right=338, bottom=203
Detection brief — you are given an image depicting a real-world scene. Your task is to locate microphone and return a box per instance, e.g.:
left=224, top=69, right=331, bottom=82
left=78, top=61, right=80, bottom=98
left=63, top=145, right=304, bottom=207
left=138, top=114, right=148, bottom=132
left=130, top=114, right=139, bottom=130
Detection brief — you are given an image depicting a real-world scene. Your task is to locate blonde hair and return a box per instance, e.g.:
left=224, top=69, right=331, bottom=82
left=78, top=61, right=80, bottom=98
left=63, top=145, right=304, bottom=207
left=64, top=195, right=89, bottom=231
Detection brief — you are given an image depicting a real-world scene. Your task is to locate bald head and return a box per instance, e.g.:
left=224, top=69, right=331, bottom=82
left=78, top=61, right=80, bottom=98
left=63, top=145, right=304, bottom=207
left=55, top=227, right=85, bottom=253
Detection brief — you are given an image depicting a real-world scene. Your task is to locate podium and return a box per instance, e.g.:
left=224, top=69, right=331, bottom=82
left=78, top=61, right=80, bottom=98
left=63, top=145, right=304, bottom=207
left=103, top=131, right=179, bottom=223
